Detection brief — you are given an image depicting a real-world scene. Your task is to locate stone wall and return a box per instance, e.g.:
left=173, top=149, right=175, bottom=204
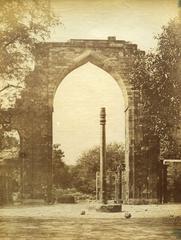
left=7, top=37, right=162, bottom=203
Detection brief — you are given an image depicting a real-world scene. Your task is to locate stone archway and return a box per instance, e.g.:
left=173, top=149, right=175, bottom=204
left=46, top=39, right=137, bottom=203
left=12, top=37, right=160, bottom=203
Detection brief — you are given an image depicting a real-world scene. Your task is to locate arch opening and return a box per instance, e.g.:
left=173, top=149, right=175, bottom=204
left=53, top=62, right=126, bottom=165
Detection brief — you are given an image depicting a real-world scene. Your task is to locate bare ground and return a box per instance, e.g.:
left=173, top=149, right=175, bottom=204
left=0, top=203, right=181, bottom=240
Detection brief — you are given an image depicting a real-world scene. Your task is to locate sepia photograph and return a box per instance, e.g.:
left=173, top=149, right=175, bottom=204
left=0, top=0, right=181, bottom=239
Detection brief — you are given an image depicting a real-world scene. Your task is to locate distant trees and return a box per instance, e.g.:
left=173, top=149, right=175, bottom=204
left=52, top=143, right=125, bottom=195
left=129, top=20, right=181, bottom=158
left=52, top=144, right=72, bottom=189
left=70, top=143, right=125, bottom=194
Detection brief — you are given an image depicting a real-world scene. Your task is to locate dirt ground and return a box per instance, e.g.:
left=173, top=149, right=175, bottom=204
left=0, top=203, right=181, bottom=219
left=0, top=203, right=181, bottom=240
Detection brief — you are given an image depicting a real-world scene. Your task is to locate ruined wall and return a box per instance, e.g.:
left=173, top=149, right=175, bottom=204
left=9, top=37, right=161, bottom=203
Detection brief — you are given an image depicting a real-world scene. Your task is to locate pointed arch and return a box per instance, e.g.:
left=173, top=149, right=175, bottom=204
left=51, top=50, right=129, bottom=108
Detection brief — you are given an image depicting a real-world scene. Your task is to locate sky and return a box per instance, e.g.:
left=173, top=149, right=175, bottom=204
left=51, top=0, right=178, bottom=50
left=51, top=0, right=178, bottom=165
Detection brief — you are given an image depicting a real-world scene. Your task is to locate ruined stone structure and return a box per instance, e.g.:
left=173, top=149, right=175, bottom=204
left=8, top=37, right=164, bottom=203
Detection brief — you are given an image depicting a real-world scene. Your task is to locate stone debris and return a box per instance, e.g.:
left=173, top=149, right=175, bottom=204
left=124, top=212, right=132, bottom=219
left=80, top=210, right=86, bottom=215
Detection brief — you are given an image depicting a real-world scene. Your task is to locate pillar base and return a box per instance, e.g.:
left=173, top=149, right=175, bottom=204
left=96, top=203, right=122, bottom=212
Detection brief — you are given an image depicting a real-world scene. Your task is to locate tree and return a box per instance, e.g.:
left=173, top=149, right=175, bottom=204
left=129, top=19, right=181, bottom=158
left=71, top=143, right=125, bottom=194
left=0, top=0, right=59, bottom=109
left=52, top=144, right=72, bottom=189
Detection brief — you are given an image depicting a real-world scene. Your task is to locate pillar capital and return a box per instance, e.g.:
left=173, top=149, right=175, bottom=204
left=100, top=107, right=106, bottom=125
